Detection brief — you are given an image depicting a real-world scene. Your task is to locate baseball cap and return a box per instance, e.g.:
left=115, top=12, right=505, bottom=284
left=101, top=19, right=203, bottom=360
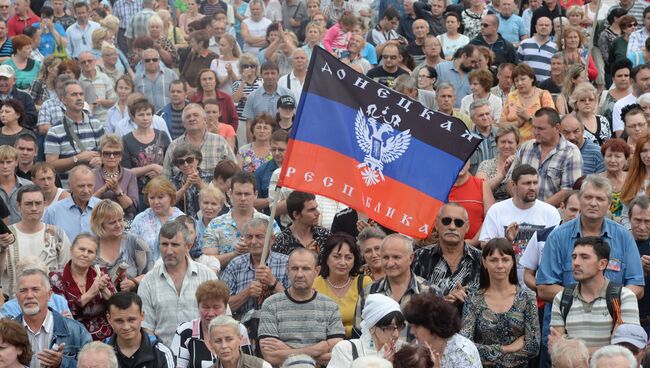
left=277, top=95, right=296, bottom=109
left=0, top=65, right=15, bottom=79
left=611, top=324, right=648, bottom=349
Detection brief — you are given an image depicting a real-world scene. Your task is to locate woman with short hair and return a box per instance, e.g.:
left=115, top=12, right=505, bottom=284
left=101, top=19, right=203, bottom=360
left=2, top=35, right=41, bottom=90
left=570, top=82, right=611, bottom=146
left=0, top=319, right=33, bottom=368
left=460, top=69, right=502, bottom=121
left=93, top=134, right=139, bottom=218
left=170, top=142, right=212, bottom=219
left=0, top=99, right=31, bottom=146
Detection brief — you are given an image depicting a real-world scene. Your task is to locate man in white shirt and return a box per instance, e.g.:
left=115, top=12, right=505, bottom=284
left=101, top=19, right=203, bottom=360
left=277, top=48, right=307, bottom=105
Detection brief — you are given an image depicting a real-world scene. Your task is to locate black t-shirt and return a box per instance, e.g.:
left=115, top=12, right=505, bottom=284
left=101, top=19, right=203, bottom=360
left=538, top=78, right=561, bottom=94
left=636, top=239, right=650, bottom=322
left=366, top=66, right=408, bottom=88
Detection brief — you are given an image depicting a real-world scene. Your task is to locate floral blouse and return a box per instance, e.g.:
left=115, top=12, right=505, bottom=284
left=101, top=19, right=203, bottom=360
left=440, top=333, right=482, bottom=368
left=50, top=263, right=117, bottom=341
left=461, top=286, right=540, bottom=368
left=583, top=115, right=612, bottom=146
left=129, top=207, right=185, bottom=260
left=238, top=143, right=272, bottom=173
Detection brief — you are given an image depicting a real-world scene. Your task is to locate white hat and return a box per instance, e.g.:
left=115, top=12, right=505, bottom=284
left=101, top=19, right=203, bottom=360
left=360, top=294, right=402, bottom=334
left=0, top=65, right=15, bottom=78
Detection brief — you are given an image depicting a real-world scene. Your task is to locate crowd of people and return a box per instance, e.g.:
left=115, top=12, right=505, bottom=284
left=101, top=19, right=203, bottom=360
left=0, top=0, right=650, bottom=366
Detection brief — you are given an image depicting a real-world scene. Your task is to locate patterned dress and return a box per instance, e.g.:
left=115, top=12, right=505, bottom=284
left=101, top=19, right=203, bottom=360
left=238, top=143, right=272, bottom=173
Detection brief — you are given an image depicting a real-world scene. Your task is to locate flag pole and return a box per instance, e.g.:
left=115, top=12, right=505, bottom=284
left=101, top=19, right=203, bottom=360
left=260, top=187, right=279, bottom=265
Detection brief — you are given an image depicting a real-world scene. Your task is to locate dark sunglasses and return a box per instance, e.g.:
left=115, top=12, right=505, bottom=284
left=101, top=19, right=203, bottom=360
left=102, top=151, right=122, bottom=158
left=242, top=64, right=256, bottom=69
left=173, top=156, right=195, bottom=166
left=144, top=58, right=159, bottom=63
left=440, top=217, right=465, bottom=227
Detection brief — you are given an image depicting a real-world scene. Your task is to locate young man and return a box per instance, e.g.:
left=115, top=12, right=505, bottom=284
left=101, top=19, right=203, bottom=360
left=106, top=292, right=175, bottom=368
left=14, top=133, right=37, bottom=180
left=157, top=80, right=189, bottom=140
left=271, top=191, right=331, bottom=255
left=0, top=145, right=32, bottom=224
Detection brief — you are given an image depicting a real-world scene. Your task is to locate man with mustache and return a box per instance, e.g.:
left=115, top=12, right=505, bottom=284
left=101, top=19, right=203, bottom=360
left=435, top=44, right=479, bottom=108
left=559, top=115, right=605, bottom=175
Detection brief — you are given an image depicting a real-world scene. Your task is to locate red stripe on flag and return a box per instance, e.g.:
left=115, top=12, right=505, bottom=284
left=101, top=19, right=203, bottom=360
left=278, top=140, right=442, bottom=238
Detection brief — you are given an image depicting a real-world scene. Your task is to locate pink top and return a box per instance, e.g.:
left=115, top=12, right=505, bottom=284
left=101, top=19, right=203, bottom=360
left=322, top=23, right=351, bottom=52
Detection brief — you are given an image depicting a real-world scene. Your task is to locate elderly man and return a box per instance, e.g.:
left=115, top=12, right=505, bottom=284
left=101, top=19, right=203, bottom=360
left=66, top=2, right=100, bottom=58
left=468, top=100, right=497, bottom=174
left=138, top=220, right=218, bottom=346
left=134, top=48, right=178, bottom=112
left=627, top=196, right=650, bottom=334
left=491, top=63, right=515, bottom=103
left=391, top=75, right=436, bottom=110
left=0, top=20, right=12, bottom=63
left=42, top=165, right=100, bottom=241
left=162, top=103, right=235, bottom=178
left=470, top=14, right=518, bottom=67
left=36, top=74, right=73, bottom=138
left=497, top=0, right=527, bottom=46
left=277, top=48, right=307, bottom=105
left=407, top=19, right=429, bottom=64
left=559, top=115, right=605, bottom=175
left=0, top=65, right=36, bottom=128
left=78, top=342, right=119, bottom=368
left=78, top=51, right=116, bottom=123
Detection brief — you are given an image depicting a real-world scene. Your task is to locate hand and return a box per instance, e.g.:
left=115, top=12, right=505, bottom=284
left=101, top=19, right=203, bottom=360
left=548, top=327, right=564, bottom=351
left=444, top=282, right=467, bottom=304
left=516, top=106, right=528, bottom=122
left=502, top=335, right=525, bottom=353
left=234, top=238, right=248, bottom=255
left=0, top=232, right=14, bottom=248
left=505, top=222, right=520, bottom=242
left=260, top=337, right=292, bottom=352
left=38, top=346, right=63, bottom=367
left=423, top=341, right=442, bottom=368
left=77, top=150, right=99, bottom=162
left=248, top=280, right=263, bottom=298
left=119, top=278, right=137, bottom=291
left=105, top=177, right=120, bottom=192
left=187, top=172, right=203, bottom=187
left=256, top=265, right=275, bottom=286
left=356, top=220, right=371, bottom=232
left=148, top=164, right=163, bottom=175
left=382, top=339, right=397, bottom=362
left=290, top=18, right=300, bottom=27
left=89, top=157, right=102, bottom=168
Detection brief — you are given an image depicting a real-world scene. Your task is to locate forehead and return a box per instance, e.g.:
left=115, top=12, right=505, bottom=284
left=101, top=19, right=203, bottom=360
left=561, top=117, right=581, bottom=129
left=631, top=204, right=650, bottom=217
left=18, top=273, right=47, bottom=288
left=21, top=191, right=44, bottom=201
left=232, top=182, right=254, bottom=192
left=381, top=238, right=408, bottom=254
left=70, top=171, right=94, bottom=183
left=439, top=205, right=467, bottom=218
left=289, top=252, right=317, bottom=267
left=161, top=232, right=185, bottom=243
left=516, top=173, right=538, bottom=183
left=244, top=223, right=266, bottom=235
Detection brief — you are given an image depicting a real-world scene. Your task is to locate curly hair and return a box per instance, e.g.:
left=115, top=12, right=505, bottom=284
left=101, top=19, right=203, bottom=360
left=403, top=293, right=461, bottom=338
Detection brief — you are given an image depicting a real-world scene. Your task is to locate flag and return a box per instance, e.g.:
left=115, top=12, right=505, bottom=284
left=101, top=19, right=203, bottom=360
left=277, top=47, right=481, bottom=239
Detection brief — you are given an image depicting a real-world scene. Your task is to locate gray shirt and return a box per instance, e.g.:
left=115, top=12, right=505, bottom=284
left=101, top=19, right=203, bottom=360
left=435, top=60, right=470, bottom=109
left=134, top=67, right=179, bottom=111
left=242, top=85, right=295, bottom=120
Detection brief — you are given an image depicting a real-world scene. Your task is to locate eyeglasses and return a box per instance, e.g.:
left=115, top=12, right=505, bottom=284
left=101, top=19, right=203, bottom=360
left=102, top=151, right=122, bottom=158
left=81, top=35, right=86, bottom=45
left=481, top=23, right=491, bottom=28
left=440, top=217, right=465, bottom=227
left=173, top=156, right=196, bottom=166
left=379, top=324, right=405, bottom=333
left=382, top=55, right=398, bottom=60
left=80, top=59, right=94, bottom=64
left=144, top=58, right=159, bottom=63
left=242, top=64, right=256, bottom=69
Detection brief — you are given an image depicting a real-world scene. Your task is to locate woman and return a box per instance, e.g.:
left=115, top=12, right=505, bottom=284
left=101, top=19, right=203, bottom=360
left=328, top=294, right=404, bottom=366
left=179, top=0, right=205, bottom=35
left=196, top=186, right=226, bottom=250
left=171, top=143, right=212, bottom=219
left=31, top=162, right=70, bottom=207
left=211, top=34, right=240, bottom=95
left=500, top=64, right=555, bottom=142
left=171, top=280, right=252, bottom=368
left=276, top=95, right=295, bottom=132
left=313, top=233, right=372, bottom=338
left=438, top=12, right=469, bottom=60
left=0, top=100, right=30, bottom=147
left=238, top=113, right=275, bottom=173
left=460, top=69, right=502, bottom=121
left=476, top=125, right=519, bottom=202
left=599, top=58, right=632, bottom=125
left=461, top=238, right=540, bottom=367
left=90, top=27, right=111, bottom=58
left=476, top=46, right=495, bottom=74
left=448, top=161, right=495, bottom=246
left=404, top=293, right=481, bottom=367
left=49, top=234, right=116, bottom=341
left=158, top=9, right=188, bottom=49
left=621, top=133, right=650, bottom=206
left=97, top=44, right=132, bottom=84
left=93, top=134, right=139, bottom=219
left=190, top=69, right=238, bottom=130
left=621, top=103, right=647, bottom=154
left=608, top=15, right=637, bottom=66
left=570, top=82, right=611, bottom=146
left=204, top=99, right=237, bottom=150
left=208, top=316, right=269, bottom=368
left=90, top=199, right=152, bottom=292
left=301, top=22, right=324, bottom=59
left=558, top=27, right=598, bottom=84
left=148, top=14, right=179, bottom=68
left=2, top=35, right=41, bottom=90
left=556, top=64, right=586, bottom=116
left=241, top=0, right=272, bottom=54
left=121, top=98, right=171, bottom=195
left=107, top=76, right=133, bottom=130
left=232, top=54, right=262, bottom=145
left=129, top=176, right=184, bottom=260
left=597, top=7, right=627, bottom=75
left=0, top=319, right=32, bottom=368
left=599, top=138, right=630, bottom=221
left=416, top=66, right=437, bottom=92
left=28, top=55, right=61, bottom=107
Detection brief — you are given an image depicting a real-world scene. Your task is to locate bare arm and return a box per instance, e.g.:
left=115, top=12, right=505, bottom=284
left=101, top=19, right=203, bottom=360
left=545, top=189, right=569, bottom=208
left=523, top=268, right=537, bottom=291
left=260, top=338, right=330, bottom=366
left=538, top=284, right=563, bottom=302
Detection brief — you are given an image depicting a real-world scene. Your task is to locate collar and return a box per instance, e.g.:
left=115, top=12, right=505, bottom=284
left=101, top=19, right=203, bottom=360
left=112, top=329, right=156, bottom=365
left=158, top=256, right=198, bottom=277
left=567, top=216, right=611, bottom=239
left=65, top=196, right=97, bottom=211
left=377, top=271, right=421, bottom=295
left=575, top=278, right=610, bottom=301
left=23, top=310, right=53, bottom=335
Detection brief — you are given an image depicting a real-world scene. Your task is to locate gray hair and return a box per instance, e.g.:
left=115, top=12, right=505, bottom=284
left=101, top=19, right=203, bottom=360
left=61, top=79, right=84, bottom=97
left=628, top=195, right=650, bottom=219
left=437, top=202, right=469, bottom=220
left=469, top=99, right=490, bottom=117
left=550, top=338, right=589, bottom=368
left=159, top=219, right=192, bottom=245
left=69, top=164, right=95, bottom=184
left=392, top=75, right=417, bottom=93
left=351, top=357, right=393, bottom=368
left=579, top=174, right=613, bottom=202
left=208, top=315, right=240, bottom=336
left=280, top=354, right=317, bottom=368
left=17, top=268, right=51, bottom=291
left=182, top=103, right=207, bottom=121
left=142, top=48, right=160, bottom=58
left=71, top=232, right=99, bottom=250
left=551, top=52, right=565, bottom=61
left=79, top=342, right=118, bottom=368
left=638, top=92, right=650, bottom=105
left=248, top=0, right=265, bottom=9
left=382, top=233, right=414, bottom=255
left=357, top=226, right=387, bottom=243
left=242, top=218, right=269, bottom=236
left=590, top=345, right=637, bottom=368
left=16, top=256, right=48, bottom=275
left=436, top=82, right=455, bottom=93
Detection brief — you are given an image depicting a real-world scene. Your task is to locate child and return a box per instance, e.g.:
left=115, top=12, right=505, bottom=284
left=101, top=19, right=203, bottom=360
left=322, top=12, right=357, bottom=57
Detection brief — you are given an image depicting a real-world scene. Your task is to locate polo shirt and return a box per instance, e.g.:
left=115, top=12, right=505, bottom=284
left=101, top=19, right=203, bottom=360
left=497, top=13, right=527, bottom=44
left=242, top=85, right=294, bottom=121
left=42, top=196, right=101, bottom=241
left=517, top=37, right=557, bottom=81
left=7, top=13, right=40, bottom=37
left=435, top=60, right=470, bottom=108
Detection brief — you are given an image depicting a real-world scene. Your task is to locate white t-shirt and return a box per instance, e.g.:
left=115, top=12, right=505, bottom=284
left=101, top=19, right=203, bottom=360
left=242, top=17, right=273, bottom=54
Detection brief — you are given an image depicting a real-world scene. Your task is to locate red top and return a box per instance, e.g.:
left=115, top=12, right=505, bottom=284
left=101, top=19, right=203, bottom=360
left=189, top=89, right=239, bottom=131
left=447, top=175, right=485, bottom=239
left=7, top=12, right=40, bottom=37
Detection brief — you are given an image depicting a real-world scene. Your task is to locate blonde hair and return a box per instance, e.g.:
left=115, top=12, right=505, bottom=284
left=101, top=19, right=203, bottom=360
left=0, top=145, right=18, bottom=160
left=200, top=185, right=226, bottom=205
left=238, top=53, right=259, bottom=74
left=147, top=14, right=164, bottom=29
left=90, top=199, right=124, bottom=238
left=99, top=133, right=123, bottom=152
left=92, top=27, right=110, bottom=50
left=569, top=82, right=597, bottom=111
left=566, top=5, right=584, bottom=17
left=101, top=15, right=120, bottom=33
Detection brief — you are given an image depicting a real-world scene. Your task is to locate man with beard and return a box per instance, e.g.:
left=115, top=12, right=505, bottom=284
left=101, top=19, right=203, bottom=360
left=560, top=115, right=605, bottom=175
left=435, top=44, right=478, bottom=108
left=479, top=164, right=561, bottom=286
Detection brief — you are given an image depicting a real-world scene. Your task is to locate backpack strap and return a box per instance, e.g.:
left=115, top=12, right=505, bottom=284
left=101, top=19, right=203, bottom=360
left=605, top=282, right=624, bottom=329
left=560, top=284, right=577, bottom=323
left=350, top=340, right=359, bottom=360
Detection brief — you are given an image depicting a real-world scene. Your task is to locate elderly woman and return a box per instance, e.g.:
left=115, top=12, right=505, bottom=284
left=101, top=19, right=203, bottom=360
left=171, top=281, right=252, bottom=368
left=301, top=22, right=324, bottom=59
left=157, top=9, right=187, bottom=48
left=232, top=53, right=262, bottom=145
left=599, top=138, right=630, bottom=221
left=196, top=186, right=226, bottom=248
left=357, top=227, right=386, bottom=281
left=49, top=233, right=116, bottom=341
left=97, top=44, right=131, bottom=84
left=0, top=319, right=32, bottom=368
left=476, top=124, right=519, bottom=201
left=208, top=316, right=269, bottom=368
left=460, top=69, right=502, bottom=121
left=638, top=92, right=650, bottom=123
left=570, top=82, right=611, bottom=146
left=598, top=58, right=632, bottom=125
left=93, top=134, right=138, bottom=218
left=32, top=162, right=70, bottom=207
left=210, top=35, right=240, bottom=95
left=461, top=238, right=540, bottom=367
left=28, top=55, right=61, bottom=107
left=328, top=294, right=405, bottom=366
left=148, top=14, right=179, bottom=68
left=404, top=293, right=482, bottom=367
left=500, top=64, right=555, bottom=142
left=0, top=99, right=31, bottom=147
left=171, top=143, right=212, bottom=219
left=90, top=199, right=152, bottom=292
left=238, top=113, right=275, bottom=173
left=2, top=35, right=41, bottom=90
left=129, top=176, right=184, bottom=260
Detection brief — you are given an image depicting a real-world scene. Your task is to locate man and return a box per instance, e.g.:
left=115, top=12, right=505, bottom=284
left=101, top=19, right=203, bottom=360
left=612, top=64, right=650, bottom=137
left=78, top=51, right=116, bottom=123
left=509, top=108, right=582, bottom=206
left=470, top=14, right=518, bottom=67
left=281, top=0, right=307, bottom=34
left=397, top=0, right=416, bottom=42
left=549, top=237, right=640, bottom=352
left=78, top=342, right=119, bottom=368
left=369, top=7, right=401, bottom=55
left=51, top=0, right=74, bottom=30
left=44, top=80, right=103, bottom=186
left=413, top=0, right=446, bottom=36
left=620, top=0, right=648, bottom=25
left=611, top=323, right=649, bottom=365
left=538, top=53, right=566, bottom=95
left=134, top=48, right=178, bottom=112
left=413, top=35, right=443, bottom=75
left=0, top=0, right=12, bottom=23
left=530, top=0, right=565, bottom=36
left=435, top=45, right=478, bottom=108
left=179, top=30, right=217, bottom=89
left=517, top=16, right=556, bottom=82
left=163, top=103, right=235, bottom=178
left=207, top=17, right=228, bottom=55
left=560, top=114, right=605, bottom=175
left=627, top=196, right=650, bottom=334
left=157, top=80, right=188, bottom=140
left=272, top=191, right=331, bottom=255
left=254, top=129, right=288, bottom=212
left=138, top=220, right=218, bottom=345
left=435, top=82, right=473, bottom=128
left=407, top=19, right=429, bottom=65
left=15, top=268, right=92, bottom=367
left=112, top=0, right=141, bottom=52
left=366, top=43, right=408, bottom=87
left=0, top=65, right=36, bottom=128
left=0, top=145, right=32, bottom=224
left=480, top=164, right=561, bottom=282
left=627, top=6, right=650, bottom=54
left=412, top=203, right=482, bottom=303
left=65, top=2, right=100, bottom=58
left=497, top=0, right=527, bottom=46
left=203, top=172, right=280, bottom=265
left=258, top=248, right=345, bottom=366
left=42, top=165, right=100, bottom=240
left=107, top=94, right=171, bottom=140
left=392, top=75, right=436, bottom=110
left=591, top=345, right=639, bottom=368
left=36, top=74, right=72, bottom=138
left=125, top=0, right=155, bottom=48
left=222, top=218, right=290, bottom=319
left=7, top=0, right=39, bottom=36
left=0, top=21, right=13, bottom=63
left=14, top=133, right=37, bottom=180
left=490, top=63, right=514, bottom=103
left=277, top=48, right=307, bottom=105
left=105, top=292, right=175, bottom=368
left=468, top=100, right=497, bottom=175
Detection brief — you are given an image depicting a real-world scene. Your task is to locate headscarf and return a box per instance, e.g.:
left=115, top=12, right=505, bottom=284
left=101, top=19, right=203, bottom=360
left=359, top=294, right=402, bottom=335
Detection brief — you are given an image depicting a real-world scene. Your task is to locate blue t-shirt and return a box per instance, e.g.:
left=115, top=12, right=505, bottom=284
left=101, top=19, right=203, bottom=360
left=497, top=14, right=526, bottom=45
left=32, top=22, right=67, bottom=57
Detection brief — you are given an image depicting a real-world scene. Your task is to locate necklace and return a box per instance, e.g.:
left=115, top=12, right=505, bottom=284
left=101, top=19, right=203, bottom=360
left=327, top=276, right=352, bottom=289
left=102, top=167, right=119, bottom=179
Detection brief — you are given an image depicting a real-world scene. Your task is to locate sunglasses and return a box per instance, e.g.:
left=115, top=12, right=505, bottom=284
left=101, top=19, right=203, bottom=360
left=144, top=58, right=159, bottom=63
left=440, top=217, right=465, bottom=227
left=102, top=150, right=122, bottom=158
left=173, top=156, right=195, bottom=166
left=242, top=63, right=256, bottom=69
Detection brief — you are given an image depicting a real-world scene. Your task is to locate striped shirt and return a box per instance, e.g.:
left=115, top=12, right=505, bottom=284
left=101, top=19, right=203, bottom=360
left=517, top=37, right=557, bottom=81
left=232, top=78, right=263, bottom=127
left=113, top=0, right=142, bottom=29
left=79, top=69, right=116, bottom=123
left=550, top=280, right=640, bottom=349
left=0, top=38, right=12, bottom=58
